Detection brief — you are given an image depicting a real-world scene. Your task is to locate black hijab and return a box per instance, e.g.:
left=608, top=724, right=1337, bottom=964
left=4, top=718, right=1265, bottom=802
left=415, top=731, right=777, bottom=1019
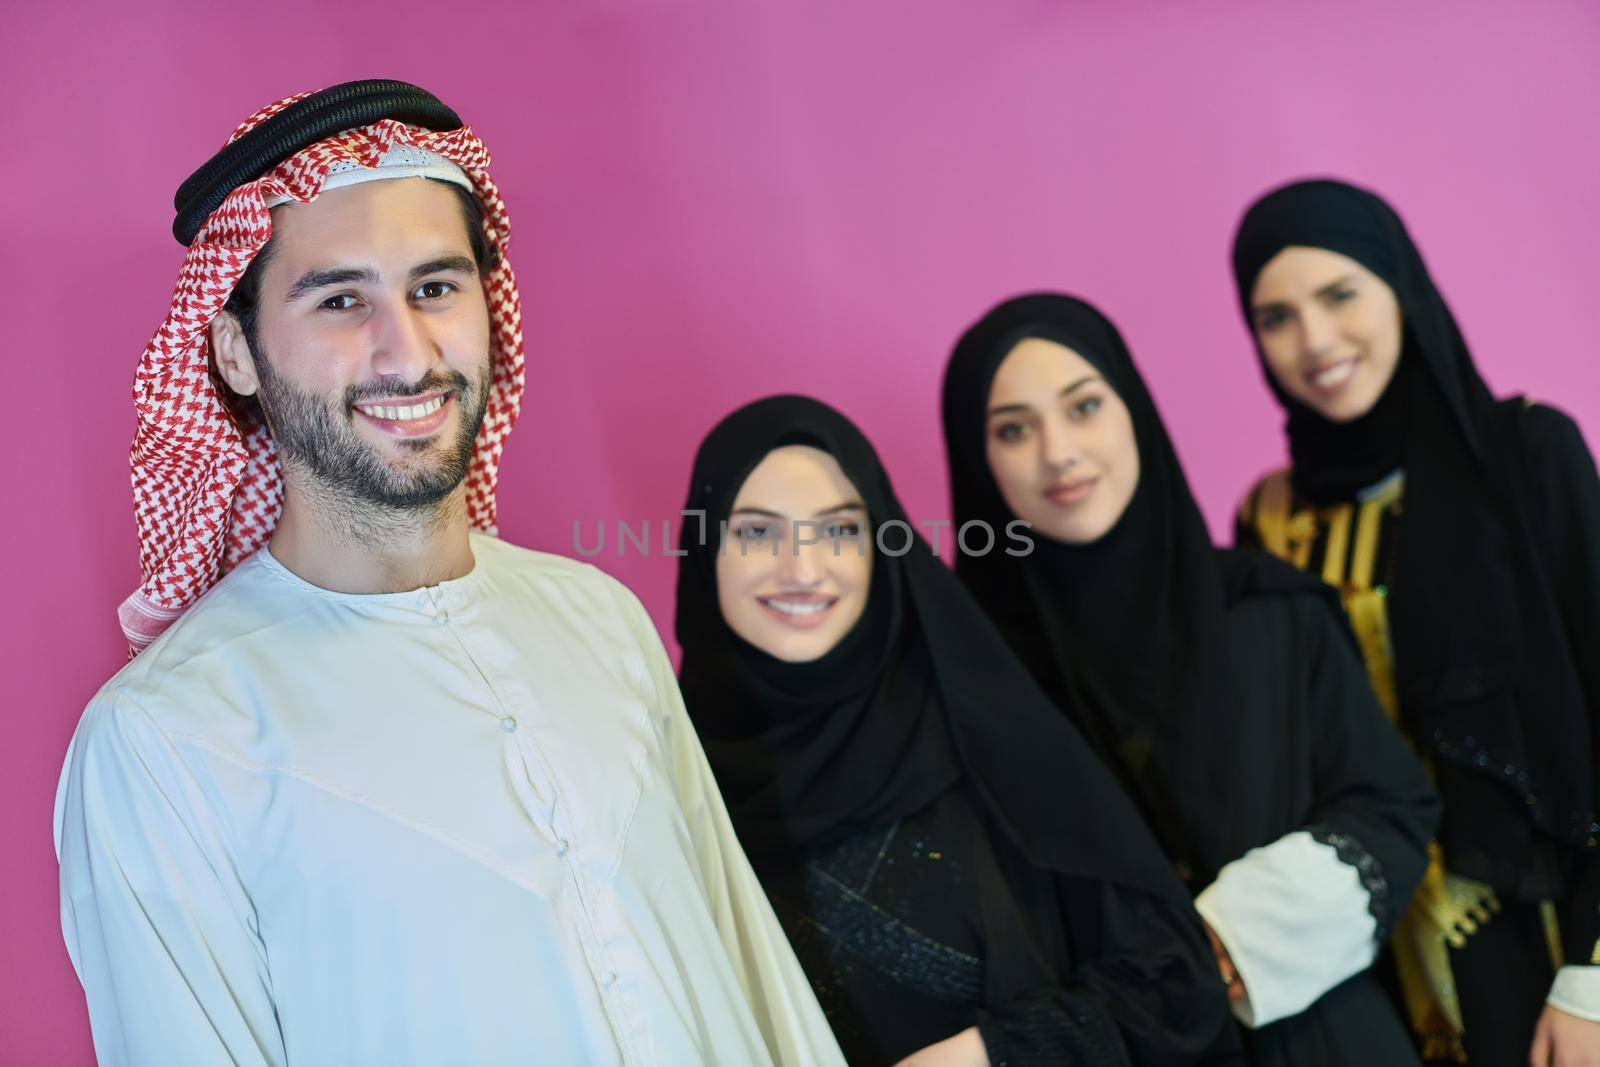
left=940, top=294, right=1302, bottom=880
left=1232, top=179, right=1597, bottom=889
left=674, top=394, right=1188, bottom=906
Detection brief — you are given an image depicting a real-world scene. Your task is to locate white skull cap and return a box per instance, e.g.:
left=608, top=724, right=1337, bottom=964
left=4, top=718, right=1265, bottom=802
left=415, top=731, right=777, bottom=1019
left=264, top=142, right=472, bottom=207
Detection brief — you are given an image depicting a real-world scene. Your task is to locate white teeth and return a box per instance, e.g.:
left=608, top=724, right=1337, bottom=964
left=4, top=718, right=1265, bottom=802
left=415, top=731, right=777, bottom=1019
left=1311, top=361, right=1355, bottom=389
left=358, top=395, right=448, bottom=421
left=761, top=598, right=831, bottom=616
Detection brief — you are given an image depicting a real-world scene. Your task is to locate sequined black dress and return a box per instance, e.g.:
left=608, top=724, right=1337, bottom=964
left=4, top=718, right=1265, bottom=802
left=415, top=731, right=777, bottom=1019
left=763, top=785, right=1221, bottom=1067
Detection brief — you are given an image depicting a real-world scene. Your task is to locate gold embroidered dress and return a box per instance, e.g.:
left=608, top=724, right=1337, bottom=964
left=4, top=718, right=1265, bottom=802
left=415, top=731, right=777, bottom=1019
left=1239, top=469, right=1566, bottom=1062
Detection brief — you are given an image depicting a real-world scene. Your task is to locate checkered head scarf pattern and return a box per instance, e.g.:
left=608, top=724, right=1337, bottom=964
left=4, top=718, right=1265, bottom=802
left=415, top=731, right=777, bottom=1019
left=120, top=90, right=525, bottom=654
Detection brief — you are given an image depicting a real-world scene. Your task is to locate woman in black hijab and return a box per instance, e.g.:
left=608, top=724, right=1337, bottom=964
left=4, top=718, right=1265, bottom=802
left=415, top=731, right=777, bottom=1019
left=1231, top=178, right=1600, bottom=1066
left=675, top=395, right=1236, bottom=1066
left=941, top=293, right=1439, bottom=1067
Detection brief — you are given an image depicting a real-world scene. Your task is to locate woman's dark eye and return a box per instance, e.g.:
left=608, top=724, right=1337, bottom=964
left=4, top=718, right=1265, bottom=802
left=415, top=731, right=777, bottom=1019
left=415, top=281, right=455, bottom=300
left=1071, top=396, right=1103, bottom=420
left=321, top=294, right=359, bottom=311
left=1327, top=287, right=1357, bottom=305
left=1257, top=308, right=1290, bottom=332
left=824, top=521, right=864, bottom=539
left=993, top=422, right=1028, bottom=443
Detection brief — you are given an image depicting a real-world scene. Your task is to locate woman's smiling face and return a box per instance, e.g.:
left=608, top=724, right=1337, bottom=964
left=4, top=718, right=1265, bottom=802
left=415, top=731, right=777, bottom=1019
left=716, top=445, right=874, bottom=662
left=1249, top=245, right=1404, bottom=423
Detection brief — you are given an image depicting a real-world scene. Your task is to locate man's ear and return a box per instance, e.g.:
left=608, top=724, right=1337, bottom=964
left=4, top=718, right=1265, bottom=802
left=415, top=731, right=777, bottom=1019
left=211, top=312, right=261, bottom=397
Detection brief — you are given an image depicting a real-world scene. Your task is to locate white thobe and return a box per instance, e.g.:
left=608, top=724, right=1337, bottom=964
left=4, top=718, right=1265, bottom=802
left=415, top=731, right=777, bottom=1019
left=55, top=534, right=844, bottom=1067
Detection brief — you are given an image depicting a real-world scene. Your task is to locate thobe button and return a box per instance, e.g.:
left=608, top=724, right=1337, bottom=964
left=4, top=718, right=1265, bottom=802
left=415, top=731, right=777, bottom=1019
left=555, top=839, right=570, bottom=856
left=500, top=716, right=518, bottom=733
left=600, top=970, right=617, bottom=989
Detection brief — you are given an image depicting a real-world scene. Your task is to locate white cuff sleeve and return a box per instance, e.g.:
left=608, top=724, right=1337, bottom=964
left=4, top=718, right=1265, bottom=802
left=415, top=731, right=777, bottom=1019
left=1548, top=966, right=1600, bottom=1023
left=1194, top=829, right=1381, bottom=1029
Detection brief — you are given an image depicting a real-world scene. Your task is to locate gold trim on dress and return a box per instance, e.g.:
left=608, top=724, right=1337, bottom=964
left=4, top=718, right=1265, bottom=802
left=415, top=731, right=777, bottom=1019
left=1321, top=505, right=1353, bottom=587
left=1393, top=843, right=1499, bottom=1062
left=1541, top=901, right=1565, bottom=970
left=1250, top=469, right=1294, bottom=561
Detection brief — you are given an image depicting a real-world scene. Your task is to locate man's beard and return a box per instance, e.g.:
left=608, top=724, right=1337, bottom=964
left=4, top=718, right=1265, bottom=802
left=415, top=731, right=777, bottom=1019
left=253, top=353, right=492, bottom=514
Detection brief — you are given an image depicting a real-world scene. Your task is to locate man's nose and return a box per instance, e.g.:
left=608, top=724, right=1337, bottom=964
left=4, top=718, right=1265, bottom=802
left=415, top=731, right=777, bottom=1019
left=369, top=301, right=438, bottom=385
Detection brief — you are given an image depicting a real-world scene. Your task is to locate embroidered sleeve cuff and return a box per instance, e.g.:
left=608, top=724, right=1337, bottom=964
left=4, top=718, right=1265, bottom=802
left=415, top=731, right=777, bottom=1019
left=1549, top=966, right=1600, bottom=1023
left=1195, top=829, right=1382, bottom=1029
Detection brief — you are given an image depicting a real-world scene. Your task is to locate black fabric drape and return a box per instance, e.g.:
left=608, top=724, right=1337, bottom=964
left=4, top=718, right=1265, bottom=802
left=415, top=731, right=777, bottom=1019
left=940, top=293, right=1332, bottom=882
left=940, top=293, right=1441, bottom=1064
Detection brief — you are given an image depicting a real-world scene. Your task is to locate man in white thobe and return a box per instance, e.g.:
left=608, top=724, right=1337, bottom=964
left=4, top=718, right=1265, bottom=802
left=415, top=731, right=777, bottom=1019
left=56, top=79, right=843, bottom=1067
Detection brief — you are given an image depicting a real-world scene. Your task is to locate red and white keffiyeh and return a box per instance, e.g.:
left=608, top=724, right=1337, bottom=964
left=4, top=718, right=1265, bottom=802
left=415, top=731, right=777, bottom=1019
left=119, top=92, right=526, bottom=654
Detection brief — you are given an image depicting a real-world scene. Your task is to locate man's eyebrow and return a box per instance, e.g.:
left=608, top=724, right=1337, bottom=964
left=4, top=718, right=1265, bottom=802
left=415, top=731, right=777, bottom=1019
left=409, top=255, right=478, bottom=282
left=283, top=255, right=477, bottom=303
left=285, top=265, right=377, bottom=302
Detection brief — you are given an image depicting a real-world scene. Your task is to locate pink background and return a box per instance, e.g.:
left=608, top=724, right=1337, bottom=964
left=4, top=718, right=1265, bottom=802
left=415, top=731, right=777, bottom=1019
left=5, top=0, right=1597, bottom=1058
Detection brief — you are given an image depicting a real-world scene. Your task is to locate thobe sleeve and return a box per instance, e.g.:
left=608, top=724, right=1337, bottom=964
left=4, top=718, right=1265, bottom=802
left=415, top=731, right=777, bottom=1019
left=1195, top=600, right=1439, bottom=1028
left=54, top=693, right=285, bottom=1067
left=614, top=590, right=846, bottom=1067
left=1525, top=403, right=1600, bottom=1017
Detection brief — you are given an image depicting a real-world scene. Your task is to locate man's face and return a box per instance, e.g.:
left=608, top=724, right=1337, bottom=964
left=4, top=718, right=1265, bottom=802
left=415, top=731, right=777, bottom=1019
left=219, top=178, right=493, bottom=510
